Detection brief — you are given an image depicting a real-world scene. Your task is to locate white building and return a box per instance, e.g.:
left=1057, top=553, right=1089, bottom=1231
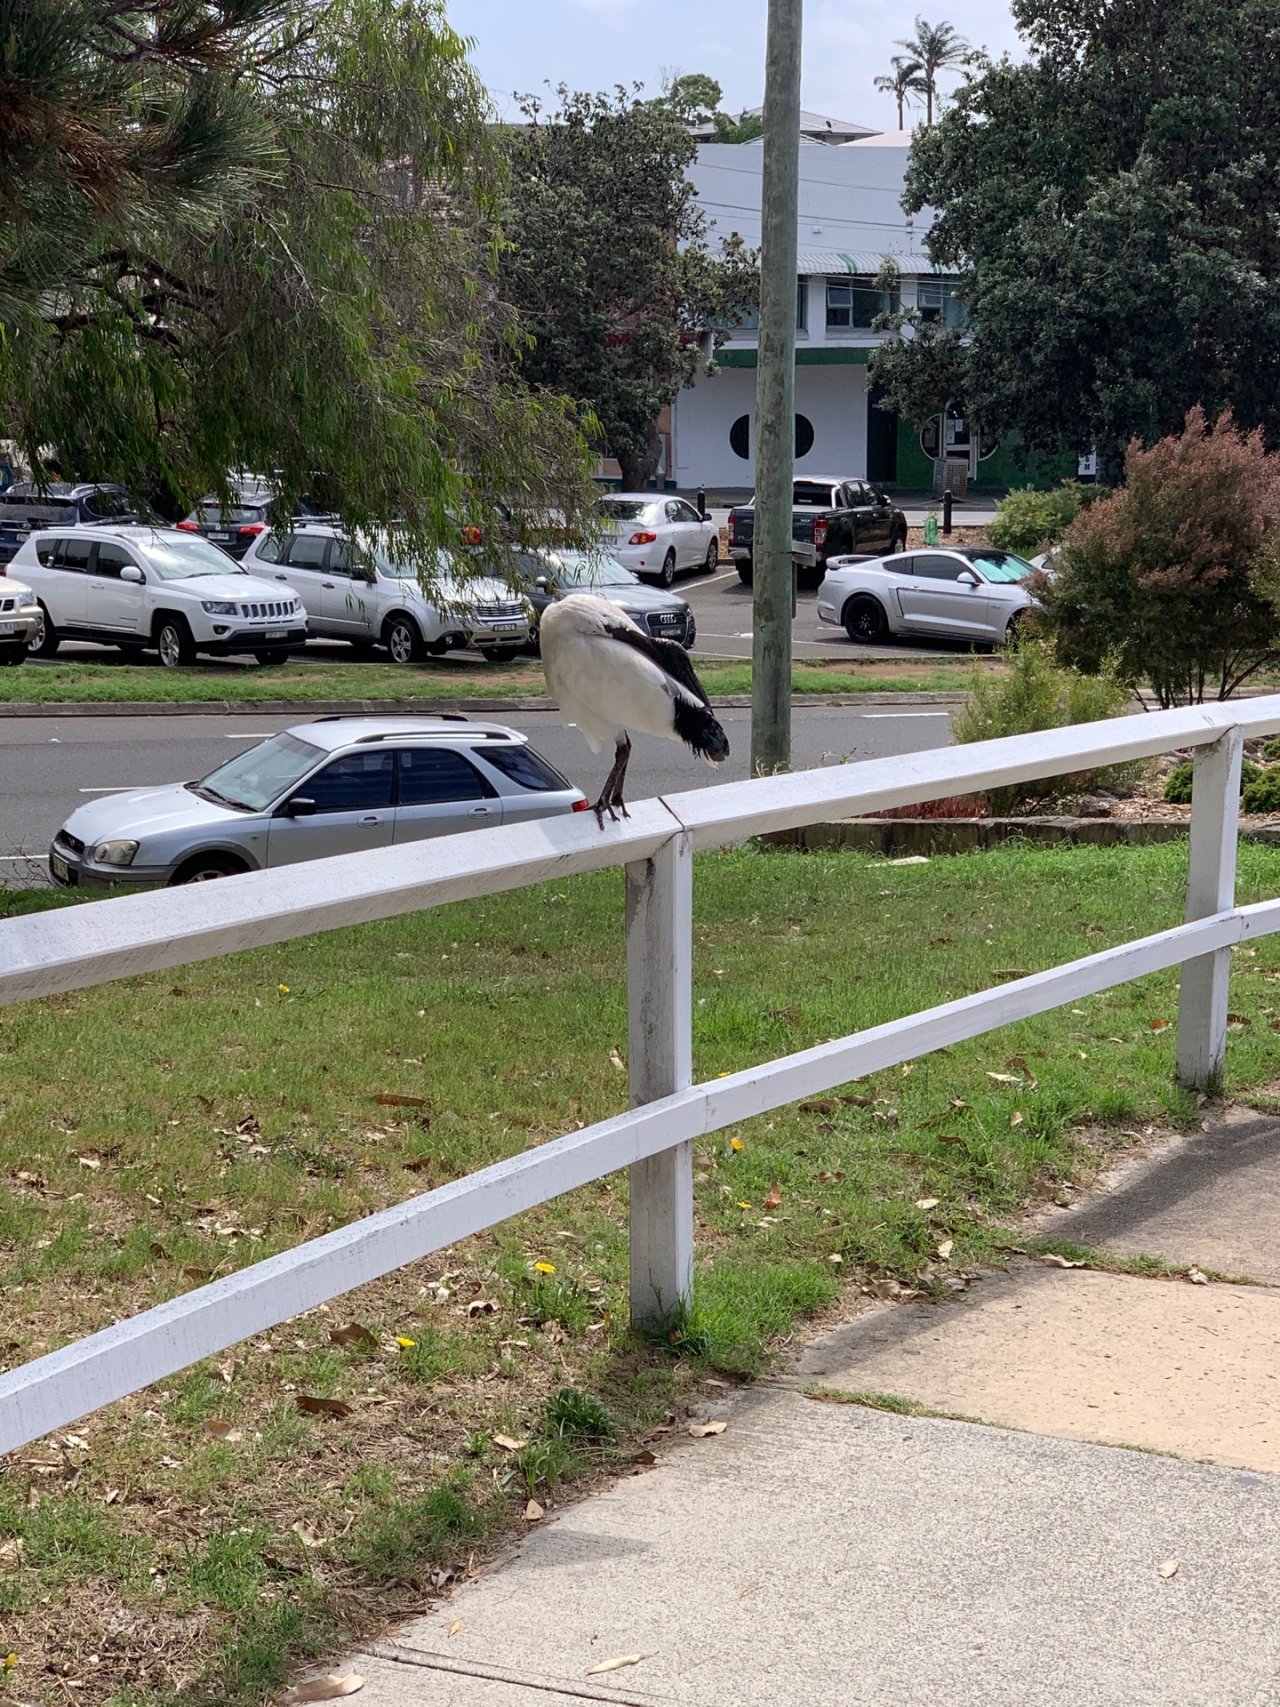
left=672, top=135, right=976, bottom=493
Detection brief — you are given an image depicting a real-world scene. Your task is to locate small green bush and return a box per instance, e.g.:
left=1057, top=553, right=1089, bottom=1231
left=1262, top=736, right=1280, bottom=762
left=1242, top=769, right=1280, bottom=814
left=953, top=641, right=1136, bottom=813
left=1165, top=759, right=1262, bottom=805
left=988, top=482, right=1101, bottom=556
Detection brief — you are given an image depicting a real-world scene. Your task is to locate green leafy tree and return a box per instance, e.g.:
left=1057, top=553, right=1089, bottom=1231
left=874, top=57, right=928, bottom=130
left=892, top=17, right=970, bottom=124
left=1040, top=409, right=1280, bottom=706
left=877, top=0, right=1280, bottom=482
left=1, top=0, right=594, bottom=549
left=501, top=85, right=758, bottom=490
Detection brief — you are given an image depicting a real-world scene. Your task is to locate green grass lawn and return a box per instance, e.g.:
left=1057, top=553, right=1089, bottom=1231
left=0, top=656, right=983, bottom=704
left=2, top=839, right=1278, bottom=1705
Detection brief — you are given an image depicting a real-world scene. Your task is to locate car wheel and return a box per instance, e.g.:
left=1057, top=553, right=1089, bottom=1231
left=657, top=549, right=676, bottom=588
left=843, top=595, right=888, bottom=645
left=169, top=852, right=250, bottom=885
left=29, top=606, right=59, bottom=657
left=737, top=559, right=753, bottom=587
left=254, top=651, right=286, bottom=666
left=0, top=644, right=26, bottom=667
left=155, top=615, right=197, bottom=668
left=486, top=646, right=520, bottom=664
left=384, top=613, right=424, bottom=664
left=703, top=536, right=719, bottom=572
left=1004, top=609, right=1027, bottom=648
left=887, top=527, right=907, bottom=555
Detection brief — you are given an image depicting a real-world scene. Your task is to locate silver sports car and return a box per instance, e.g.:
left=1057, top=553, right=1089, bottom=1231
left=817, top=547, right=1038, bottom=646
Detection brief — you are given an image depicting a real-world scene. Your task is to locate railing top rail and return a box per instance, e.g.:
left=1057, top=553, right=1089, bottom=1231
left=3, top=696, right=1279, bottom=1010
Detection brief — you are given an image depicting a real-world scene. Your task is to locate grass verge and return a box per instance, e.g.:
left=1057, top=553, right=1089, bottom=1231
left=0, top=656, right=985, bottom=705
left=2, top=838, right=1280, bottom=1702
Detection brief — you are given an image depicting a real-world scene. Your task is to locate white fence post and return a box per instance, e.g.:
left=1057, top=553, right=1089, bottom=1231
left=625, top=829, right=695, bottom=1327
left=1176, top=726, right=1244, bottom=1092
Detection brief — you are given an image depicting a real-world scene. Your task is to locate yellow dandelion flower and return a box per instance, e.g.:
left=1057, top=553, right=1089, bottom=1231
left=395, top=1335, right=416, bottom=1349
left=730, top=1137, right=743, bottom=1153
left=534, top=1261, right=556, bottom=1275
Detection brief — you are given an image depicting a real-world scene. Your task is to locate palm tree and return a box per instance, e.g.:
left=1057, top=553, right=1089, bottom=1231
left=893, top=17, right=971, bottom=124
left=874, top=56, right=927, bottom=130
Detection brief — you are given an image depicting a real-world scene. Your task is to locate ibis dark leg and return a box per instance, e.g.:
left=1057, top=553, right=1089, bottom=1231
left=592, top=735, right=632, bottom=827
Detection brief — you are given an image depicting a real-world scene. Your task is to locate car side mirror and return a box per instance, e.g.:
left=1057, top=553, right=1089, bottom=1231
left=534, top=576, right=550, bottom=592
left=120, top=565, right=144, bottom=583
left=285, top=796, right=317, bottom=818
left=957, top=569, right=980, bottom=587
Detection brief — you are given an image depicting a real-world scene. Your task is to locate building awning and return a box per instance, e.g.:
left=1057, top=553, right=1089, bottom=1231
left=717, top=346, right=875, bottom=368
left=796, top=248, right=938, bottom=275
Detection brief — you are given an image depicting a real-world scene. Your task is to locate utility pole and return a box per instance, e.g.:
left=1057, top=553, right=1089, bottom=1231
left=750, top=0, right=803, bottom=777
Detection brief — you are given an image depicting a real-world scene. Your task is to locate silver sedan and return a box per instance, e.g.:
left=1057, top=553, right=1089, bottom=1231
left=49, top=716, right=588, bottom=887
left=817, top=547, right=1038, bottom=646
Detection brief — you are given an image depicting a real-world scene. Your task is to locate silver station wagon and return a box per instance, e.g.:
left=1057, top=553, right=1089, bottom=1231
left=49, top=716, right=588, bottom=887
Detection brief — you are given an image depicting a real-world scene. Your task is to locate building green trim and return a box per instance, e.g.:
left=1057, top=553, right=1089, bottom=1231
left=716, top=346, right=874, bottom=369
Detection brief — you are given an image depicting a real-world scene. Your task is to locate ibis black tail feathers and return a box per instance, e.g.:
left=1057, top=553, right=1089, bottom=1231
left=673, top=697, right=730, bottom=764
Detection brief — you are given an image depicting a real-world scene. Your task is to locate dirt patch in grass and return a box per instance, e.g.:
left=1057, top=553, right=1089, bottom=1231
left=3, top=840, right=1280, bottom=1702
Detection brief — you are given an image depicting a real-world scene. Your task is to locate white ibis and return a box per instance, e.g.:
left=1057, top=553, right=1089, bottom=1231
left=539, top=593, right=729, bottom=825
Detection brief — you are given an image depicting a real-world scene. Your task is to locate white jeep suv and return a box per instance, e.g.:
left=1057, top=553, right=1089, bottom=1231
left=241, top=524, right=530, bottom=663
left=10, top=526, right=307, bottom=666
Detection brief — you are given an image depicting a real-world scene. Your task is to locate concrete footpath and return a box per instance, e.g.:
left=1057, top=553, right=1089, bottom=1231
left=329, top=1106, right=1280, bottom=1706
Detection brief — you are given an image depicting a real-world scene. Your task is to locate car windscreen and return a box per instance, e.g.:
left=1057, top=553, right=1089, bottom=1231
left=143, top=535, right=247, bottom=579
left=368, top=539, right=452, bottom=583
left=0, top=497, right=75, bottom=525
left=963, top=551, right=1035, bottom=584
left=197, top=505, right=268, bottom=524
left=598, top=500, right=654, bottom=522
left=547, top=552, right=636, bottom=588
left=481, top=743, right=572, bottom=792
left=792, top=483, right=838, bottom=507
left=195, top=732, right=324, bottom=811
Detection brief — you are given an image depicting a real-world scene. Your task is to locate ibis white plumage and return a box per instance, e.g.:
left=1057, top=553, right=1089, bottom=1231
left=539, top=593, right=730, bottom=824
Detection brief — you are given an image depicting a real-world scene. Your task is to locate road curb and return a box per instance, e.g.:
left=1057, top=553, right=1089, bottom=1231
left=0, top=692, right=969, bottom=718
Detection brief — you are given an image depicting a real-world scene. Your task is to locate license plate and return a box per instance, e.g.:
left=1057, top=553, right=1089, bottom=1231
left=14, top=529, right=29, bottom=541
left=0, top=622, right=15, bottom=636
left=493, top=621, right=521, bottom=633
left=263, top=629, right=286, bottom=641
left=50, top=853, right=69, bottom=882
left=211, top=532, right=233, bottom=541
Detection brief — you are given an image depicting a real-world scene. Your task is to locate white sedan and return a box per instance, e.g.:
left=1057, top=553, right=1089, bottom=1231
left=817, top=547, right=1038, bottom=647
left=596, top=494, right=719, bottom=587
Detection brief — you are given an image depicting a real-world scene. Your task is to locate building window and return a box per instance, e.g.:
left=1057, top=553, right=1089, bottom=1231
left=717, top=280, right=808, bottom=337
left=917, top=276, right=968, bottom=330
left=796, top=276, right=808, bottom=331
left=825, top=277, right=898, bottom=330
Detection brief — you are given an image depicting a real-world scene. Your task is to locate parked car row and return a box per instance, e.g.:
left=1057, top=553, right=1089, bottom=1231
left=50, top=716, right=588, bottom=887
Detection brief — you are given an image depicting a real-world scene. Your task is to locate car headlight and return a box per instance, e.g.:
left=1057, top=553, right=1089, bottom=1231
left=93, top=839, right=139, bottom=867
left=201, top=600, right=238, bottom=615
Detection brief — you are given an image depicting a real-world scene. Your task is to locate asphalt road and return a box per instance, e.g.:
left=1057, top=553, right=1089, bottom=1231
left=0, top=703, right=954, bottom=876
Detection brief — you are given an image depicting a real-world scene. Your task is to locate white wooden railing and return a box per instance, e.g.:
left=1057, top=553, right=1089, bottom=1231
left=2, top=697, right=1279, bottom=1456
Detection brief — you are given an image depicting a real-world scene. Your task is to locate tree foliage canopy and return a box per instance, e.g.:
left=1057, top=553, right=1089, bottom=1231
left=1039, top=409, right=1280, bottom=706
left=0, top=0, right=594, bottom=546
left=499, top=84, right=758, bottom=488
left=874, top=0, right=1280, bottom=475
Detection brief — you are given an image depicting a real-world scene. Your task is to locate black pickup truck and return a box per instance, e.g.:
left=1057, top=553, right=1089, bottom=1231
left=727, top=477, right=908, bottom=587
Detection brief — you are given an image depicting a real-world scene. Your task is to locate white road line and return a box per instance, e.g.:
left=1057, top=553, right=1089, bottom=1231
left=0, top=855, right=38, bottom=862
left=860, top=711, right=952, bottom=719
left=698, top=569, right=741, bottom=587
left=224, top=733, right=274, bottom=738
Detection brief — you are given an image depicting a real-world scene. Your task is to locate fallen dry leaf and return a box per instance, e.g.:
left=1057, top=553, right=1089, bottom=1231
left=447, top=1620, right=462, bottom=1639
left=915, top=1197, right=939, bottom=1211
left=291, top=1520, right=323, bottom=1549
left=280, top=1672, right=364, bottom=1703
left=371, top=1093, right=426, bottom=1109
left=467, top=1298, right=497, bottom=1317
left=0, top=1539, right=24, bottom=1566
left=585, top=1654, right=647, bottom=1677
left=608, top=1046, right=627, bottom=1072
left=296, top=1395, right=352, bottom=1419
left=763, top=1180, right=782, bottom=1209
left=1040, top=1253, right=1086, bottom=1269
left=985, top=1072, right=1022, bottom=1085
left=687, top=1419, right=728, bottom=1438
left=493, top=1433, right=526, bottom=1453
left=1187, top=1267, right=1209, bottom=1286
left=935, top=1238, right=954, bottom=1260
left=1150, top=1018, right=1171, bottom=1032
left=203, top=1420, right=242, bottom=1443
left=329, top=1324, right=377, bottom=1351
left=523, top=1499, right=544, bottom=1521
left=1158, top=1557, right=1180, bottom=1580
left=799, top=1097, right=837, bottom=1114
left=401, top=1155, right=435, bottom=1172
left=1010, top=1111, right=1024, bottom=1128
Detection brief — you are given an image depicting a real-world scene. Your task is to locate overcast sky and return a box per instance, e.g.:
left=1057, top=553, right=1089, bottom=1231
left=448, top=0, right=1026, bottom=132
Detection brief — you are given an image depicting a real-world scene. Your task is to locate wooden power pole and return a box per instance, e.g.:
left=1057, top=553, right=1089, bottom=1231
left=750, top=0, right=803, bottom=776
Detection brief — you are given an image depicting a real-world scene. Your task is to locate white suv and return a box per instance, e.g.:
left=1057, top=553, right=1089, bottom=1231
left=0, top=573, right=42, bottom=665
left=10, top=527, right=307, bottom=667
left=241, top=524, right=531, bottom=663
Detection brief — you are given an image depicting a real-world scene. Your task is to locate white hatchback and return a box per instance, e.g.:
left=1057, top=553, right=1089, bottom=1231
left=596, top=494, right=719, bottom=587
left=241, top=525, right=531, bottom=663
left=9, top=527, right=307, bottom=666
